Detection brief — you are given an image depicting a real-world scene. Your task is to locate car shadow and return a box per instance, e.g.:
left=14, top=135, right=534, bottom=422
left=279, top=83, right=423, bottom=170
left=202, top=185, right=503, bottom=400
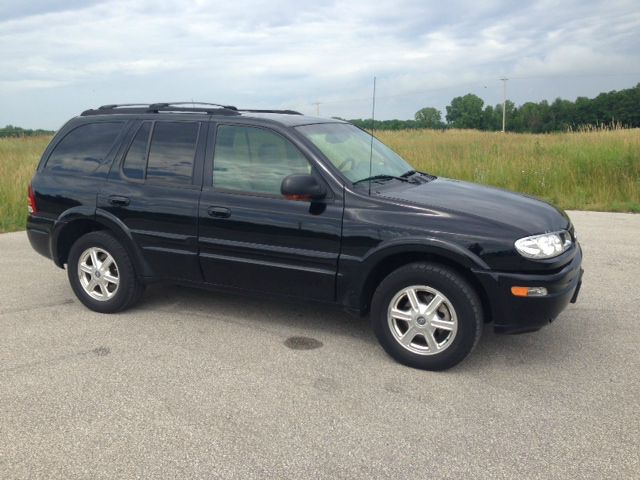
left=135, top=283, right=576, bottom=372
left=138, top=283, right=375, bottom=345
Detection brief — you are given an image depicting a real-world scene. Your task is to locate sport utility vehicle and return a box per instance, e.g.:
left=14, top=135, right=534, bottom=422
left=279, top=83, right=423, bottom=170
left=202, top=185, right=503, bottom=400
left=27, top=102, right=583, bottom=370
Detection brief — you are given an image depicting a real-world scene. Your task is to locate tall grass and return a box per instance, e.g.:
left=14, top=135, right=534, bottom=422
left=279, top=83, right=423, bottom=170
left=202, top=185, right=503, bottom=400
left=377, top=128, right=640, bottom=213
left=0, top=136, right=51, bottom=232
left=0, top=130, right=638, bottom=233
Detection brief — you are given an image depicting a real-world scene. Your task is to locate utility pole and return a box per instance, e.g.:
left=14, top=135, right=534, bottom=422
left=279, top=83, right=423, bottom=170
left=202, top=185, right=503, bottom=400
left=500, top=78, right=508, bottom=133
left=312, top=102, right=321, bottom=117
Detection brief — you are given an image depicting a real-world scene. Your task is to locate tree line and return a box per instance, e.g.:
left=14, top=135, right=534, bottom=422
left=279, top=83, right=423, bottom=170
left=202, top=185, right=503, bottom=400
left=0, top=125, right=55, bottom=138
left=347, top=83, right=640, bottom=132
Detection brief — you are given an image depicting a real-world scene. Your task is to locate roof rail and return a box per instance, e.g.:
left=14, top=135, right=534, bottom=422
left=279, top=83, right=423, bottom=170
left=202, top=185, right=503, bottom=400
left=80, top=103, right=302, bottom=117
left=98, top=103, right=151, bottom=110
left=238, top=109, right=303, bottom=115
left=81, top=102, right=240, bottom=117
left=150, top=102, right=238, bottom=110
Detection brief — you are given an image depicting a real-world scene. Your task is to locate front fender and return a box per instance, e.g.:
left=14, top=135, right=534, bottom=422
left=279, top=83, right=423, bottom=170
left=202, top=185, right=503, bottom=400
left=337, top=237, right=489, bottom=311
left=361, top=237, right=489, bottom=271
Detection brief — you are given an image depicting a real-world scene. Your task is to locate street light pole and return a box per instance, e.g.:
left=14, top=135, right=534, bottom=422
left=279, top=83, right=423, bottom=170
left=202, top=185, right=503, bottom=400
left=500, top=78, right=508, bottom=133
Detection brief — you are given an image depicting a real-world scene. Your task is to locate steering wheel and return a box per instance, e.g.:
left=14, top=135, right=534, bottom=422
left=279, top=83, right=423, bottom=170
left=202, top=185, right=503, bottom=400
left=337, top=157, right=355, bottom=172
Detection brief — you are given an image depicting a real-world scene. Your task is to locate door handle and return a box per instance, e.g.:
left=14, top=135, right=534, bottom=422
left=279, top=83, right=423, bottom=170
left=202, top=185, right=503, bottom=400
left=207, top=206, right=231, bottom=218
left=108, top=195, right=130, bottom=206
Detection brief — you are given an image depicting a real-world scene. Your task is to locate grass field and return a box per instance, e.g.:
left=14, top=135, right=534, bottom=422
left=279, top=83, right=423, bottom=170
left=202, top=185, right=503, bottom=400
left=378, top=128, right=640, bottom=213
left=0, top=136, right=51, bottom=233
left=0, top=129, right=638, bottom=232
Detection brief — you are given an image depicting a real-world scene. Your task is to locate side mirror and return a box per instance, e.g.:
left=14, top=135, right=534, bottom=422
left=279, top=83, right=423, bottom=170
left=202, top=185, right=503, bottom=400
left=281, top=174, right=326, bottom=201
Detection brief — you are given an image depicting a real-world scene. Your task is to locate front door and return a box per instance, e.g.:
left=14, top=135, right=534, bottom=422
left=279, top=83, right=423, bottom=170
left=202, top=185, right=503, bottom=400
left=198, top=123, right=343, bottom=301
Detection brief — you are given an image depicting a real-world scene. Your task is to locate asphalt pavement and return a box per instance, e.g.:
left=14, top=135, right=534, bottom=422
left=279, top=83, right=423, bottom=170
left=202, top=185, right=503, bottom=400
left=1, top=210, right=638, bottom=479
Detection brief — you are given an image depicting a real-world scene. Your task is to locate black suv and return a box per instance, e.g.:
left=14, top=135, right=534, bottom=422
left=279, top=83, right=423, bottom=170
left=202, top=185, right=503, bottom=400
left=27, top=102, right=583, bottom=370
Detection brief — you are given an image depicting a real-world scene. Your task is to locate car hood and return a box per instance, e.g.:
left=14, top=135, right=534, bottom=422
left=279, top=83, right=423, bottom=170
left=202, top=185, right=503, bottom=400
left=379, top=177, right=570, bottom=236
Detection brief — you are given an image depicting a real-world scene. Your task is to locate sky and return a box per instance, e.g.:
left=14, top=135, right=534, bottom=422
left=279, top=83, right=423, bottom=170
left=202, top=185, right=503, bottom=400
left=1, top=0, right=639, bottom=129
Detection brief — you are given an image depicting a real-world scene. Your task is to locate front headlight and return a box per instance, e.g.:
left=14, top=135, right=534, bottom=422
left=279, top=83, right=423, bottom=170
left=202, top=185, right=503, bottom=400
left=514, top=231, right=572, bottom=259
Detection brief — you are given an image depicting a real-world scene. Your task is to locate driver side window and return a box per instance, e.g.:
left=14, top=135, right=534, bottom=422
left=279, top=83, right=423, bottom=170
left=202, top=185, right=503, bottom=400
left=213, top=125, right=311, bottom=196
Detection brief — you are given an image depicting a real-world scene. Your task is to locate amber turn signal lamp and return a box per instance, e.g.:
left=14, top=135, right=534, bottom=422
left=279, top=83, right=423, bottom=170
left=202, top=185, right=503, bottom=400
left=511, top=286, right=548, bottom=297
left=511, top=286, right=529, bottom=297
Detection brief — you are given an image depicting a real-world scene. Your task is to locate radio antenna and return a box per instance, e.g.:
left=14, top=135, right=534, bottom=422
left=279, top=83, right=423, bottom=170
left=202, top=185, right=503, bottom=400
left=368, top=75, right=377, bottom=196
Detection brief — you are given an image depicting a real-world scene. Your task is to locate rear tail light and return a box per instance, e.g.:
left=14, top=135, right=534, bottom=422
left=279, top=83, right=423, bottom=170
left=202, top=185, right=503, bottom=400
left=27, top=183, right=37, bottom=214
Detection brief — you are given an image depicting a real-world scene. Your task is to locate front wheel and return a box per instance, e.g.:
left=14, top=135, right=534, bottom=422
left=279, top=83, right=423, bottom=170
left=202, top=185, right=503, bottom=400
left=371, top=262, right=483, bottom=371
left=67, top=231, right=144, bottom=313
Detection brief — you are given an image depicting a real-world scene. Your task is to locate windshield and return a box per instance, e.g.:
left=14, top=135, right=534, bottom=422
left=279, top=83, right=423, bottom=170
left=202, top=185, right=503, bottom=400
left=296, top=123, right=414, bottom=184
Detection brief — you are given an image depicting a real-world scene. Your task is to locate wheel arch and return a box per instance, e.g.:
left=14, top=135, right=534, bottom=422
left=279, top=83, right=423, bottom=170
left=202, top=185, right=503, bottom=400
left=52, top=208, right=151, bottom=277
left=354, top=241, right=493, bottom=323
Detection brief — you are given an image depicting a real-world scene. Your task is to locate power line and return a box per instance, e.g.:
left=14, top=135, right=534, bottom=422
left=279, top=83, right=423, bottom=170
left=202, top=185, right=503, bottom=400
left=509, top=71, right=640, bottom=81
left=313, top=71, right=640, bottom=107
left=317, top=80, right=497, bottom=106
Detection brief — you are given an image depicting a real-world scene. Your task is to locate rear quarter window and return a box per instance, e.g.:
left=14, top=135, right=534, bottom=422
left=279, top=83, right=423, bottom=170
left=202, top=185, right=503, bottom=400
left=122, top=122, right=152, bottom=180
left=45, top=122, right=123, bottom=175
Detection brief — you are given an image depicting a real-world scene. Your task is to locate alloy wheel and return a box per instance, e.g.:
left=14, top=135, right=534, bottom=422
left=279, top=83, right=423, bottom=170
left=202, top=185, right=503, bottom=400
left=77, top=247, right=120, bottom=301
left=387, top=285, right=458, bottom=355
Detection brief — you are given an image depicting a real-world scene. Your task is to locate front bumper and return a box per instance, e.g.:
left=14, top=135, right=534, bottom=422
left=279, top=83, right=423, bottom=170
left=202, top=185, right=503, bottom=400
left=473, top=245, right=583, bottom=334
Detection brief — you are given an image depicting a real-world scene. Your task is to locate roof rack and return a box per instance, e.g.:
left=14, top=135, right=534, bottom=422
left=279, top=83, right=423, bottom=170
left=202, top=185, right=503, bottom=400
left=239, top=109, right=303, bottom=115
left=148, top=102, right=239, bottom=111
left=81, top=102, right=240, bottom=117
left=98, top=103, right=152, bottom=110
left=81, top=103, right=303, bottom=117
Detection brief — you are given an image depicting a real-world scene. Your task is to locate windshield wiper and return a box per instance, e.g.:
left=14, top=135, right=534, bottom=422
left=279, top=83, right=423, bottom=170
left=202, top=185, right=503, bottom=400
left=352, top=174, right=410, bottom=186
left=400, top=170, right=436, bottom=183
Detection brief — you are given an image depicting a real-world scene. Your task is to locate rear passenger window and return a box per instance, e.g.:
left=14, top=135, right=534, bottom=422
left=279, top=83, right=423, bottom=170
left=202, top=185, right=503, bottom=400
left=46, top=122, right=123, bottom=174
left=122, top=122, right=151, bottom=180
left=146, top=122, right=199, bottom=184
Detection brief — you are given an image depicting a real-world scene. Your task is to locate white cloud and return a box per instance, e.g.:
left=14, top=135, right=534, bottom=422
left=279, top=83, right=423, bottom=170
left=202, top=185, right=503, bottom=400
left=513, top=45, right=633, bottom=78
left=0, top=0, right=638, bottom=127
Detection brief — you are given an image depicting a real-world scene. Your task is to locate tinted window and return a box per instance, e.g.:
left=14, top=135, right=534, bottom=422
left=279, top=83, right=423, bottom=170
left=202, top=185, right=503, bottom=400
left=122, top=122, right=151, bottom=180
left=296, top=123, right=412, bottom=183
left=46, top=122, right=123, bottom=174
left=213, top=125, right=310, bottom=195
left=146, top=122, right=199, bottom=184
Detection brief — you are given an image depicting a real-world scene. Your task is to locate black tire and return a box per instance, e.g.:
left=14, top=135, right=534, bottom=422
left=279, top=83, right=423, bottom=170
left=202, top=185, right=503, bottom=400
left=67, top=231, right=145, bottom=313
left=371, top=262, right=483, bottom=371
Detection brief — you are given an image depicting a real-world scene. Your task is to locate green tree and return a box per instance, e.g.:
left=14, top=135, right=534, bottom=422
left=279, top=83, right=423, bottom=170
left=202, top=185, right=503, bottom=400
left=481, top=105, right=497, bottom=131
left=414, top=107, right=444, bottom=129
left=514, top=102, right=547, bottom=132
left=347, top=83, right=640, bottom=132
left=495, top=100, right=518, bottom=131
left=445, top=94, right=484, bottom=129
left=575, top=96, right=596, bottom=126
left=548, top=98, right=576, bottom=131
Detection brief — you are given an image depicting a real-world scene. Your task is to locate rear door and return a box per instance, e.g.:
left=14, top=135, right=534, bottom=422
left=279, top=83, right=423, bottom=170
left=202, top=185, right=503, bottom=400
left=197, top=123, right=343, bottom=301
left=98, top=119, right=206, bottom=281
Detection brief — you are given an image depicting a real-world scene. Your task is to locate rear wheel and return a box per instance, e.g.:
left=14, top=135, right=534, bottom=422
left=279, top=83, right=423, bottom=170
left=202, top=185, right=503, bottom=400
left=67, top=231, right=144, bottom=313
left=371, top=262, right=483, bottom=370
